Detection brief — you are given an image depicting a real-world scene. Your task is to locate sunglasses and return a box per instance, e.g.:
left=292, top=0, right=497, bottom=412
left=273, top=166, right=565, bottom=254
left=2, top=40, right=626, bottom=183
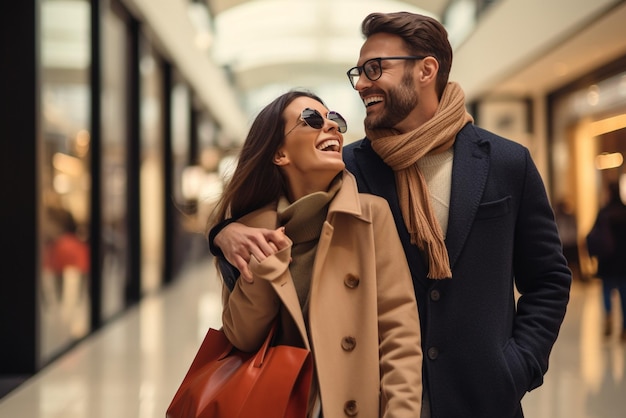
left=286, top=108, right=347, bottom=136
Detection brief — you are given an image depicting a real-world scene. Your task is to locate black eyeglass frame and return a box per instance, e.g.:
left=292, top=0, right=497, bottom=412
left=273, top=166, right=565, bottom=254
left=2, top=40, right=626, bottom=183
left=285, top=107, right=347, bottom=136
left=346, top=56, right=426, bottom=89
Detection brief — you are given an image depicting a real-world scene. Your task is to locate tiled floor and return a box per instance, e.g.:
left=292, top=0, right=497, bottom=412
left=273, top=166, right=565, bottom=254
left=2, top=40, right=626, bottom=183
left=0, top=260, right=624, bottom=418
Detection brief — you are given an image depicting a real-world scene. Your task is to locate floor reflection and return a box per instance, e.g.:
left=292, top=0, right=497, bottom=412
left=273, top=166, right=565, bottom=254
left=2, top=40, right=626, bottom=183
left=2, top=263, right=625, bottom=417
left=39, top=268, right=90, bottom=362
left=522, top=279, right=625, bottom=418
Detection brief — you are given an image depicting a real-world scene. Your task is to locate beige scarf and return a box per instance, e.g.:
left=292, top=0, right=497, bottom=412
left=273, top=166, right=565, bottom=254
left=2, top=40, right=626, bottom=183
left=366, top=82, right=473, bottom=279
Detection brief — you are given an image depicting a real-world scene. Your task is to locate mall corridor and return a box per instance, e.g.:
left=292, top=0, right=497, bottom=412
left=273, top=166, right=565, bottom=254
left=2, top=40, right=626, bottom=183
left=2, top=0, right=626, bottom=417
left=0, top=259, right=624, bottom=418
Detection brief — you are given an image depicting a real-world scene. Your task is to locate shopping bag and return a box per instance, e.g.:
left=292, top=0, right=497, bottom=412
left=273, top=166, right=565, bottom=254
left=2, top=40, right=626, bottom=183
left=166, top=322, right=312, bottom=418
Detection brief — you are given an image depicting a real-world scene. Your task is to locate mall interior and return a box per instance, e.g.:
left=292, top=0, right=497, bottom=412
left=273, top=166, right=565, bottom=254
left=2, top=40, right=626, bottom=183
left=1, top=0, right=626, bottom=416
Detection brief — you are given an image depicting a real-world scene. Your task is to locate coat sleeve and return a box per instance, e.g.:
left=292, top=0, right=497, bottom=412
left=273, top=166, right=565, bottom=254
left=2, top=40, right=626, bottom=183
left=512, top=149, right=572, bottom=391
left=371, top=198, right=423, bottom=417
left=221, top=247, right=290, bottom=352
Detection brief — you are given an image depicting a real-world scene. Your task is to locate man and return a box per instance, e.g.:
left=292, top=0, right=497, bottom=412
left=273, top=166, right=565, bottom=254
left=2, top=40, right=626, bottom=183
left=210, top=12, right=571, bottom=417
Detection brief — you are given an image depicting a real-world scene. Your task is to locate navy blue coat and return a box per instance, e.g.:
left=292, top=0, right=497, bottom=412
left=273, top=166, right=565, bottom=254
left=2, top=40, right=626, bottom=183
left=343, top=123, right=572, bottom=418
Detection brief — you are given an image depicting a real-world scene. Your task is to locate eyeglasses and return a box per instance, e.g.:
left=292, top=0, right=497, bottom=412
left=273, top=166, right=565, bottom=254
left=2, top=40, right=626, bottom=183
left=285, top=108, right=347, bottom=136
left=346, top=56, right=426, bottom=89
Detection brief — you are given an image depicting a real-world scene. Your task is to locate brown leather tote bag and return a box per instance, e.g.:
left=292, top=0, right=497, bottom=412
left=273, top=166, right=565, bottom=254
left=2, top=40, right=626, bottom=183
left=166, top=322, right=312, bottom=418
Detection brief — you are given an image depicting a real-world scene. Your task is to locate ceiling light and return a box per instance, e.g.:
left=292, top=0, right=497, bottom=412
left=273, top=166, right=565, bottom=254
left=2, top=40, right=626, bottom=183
left=594, top=152, right=623, bottom=170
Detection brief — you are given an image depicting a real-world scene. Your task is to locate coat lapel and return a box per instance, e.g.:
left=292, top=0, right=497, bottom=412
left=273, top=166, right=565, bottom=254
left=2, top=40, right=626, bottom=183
left=446, top=124, right=491, bottom=270
left=270, top=275, right=311, bottom=349
left=351, top=140, right=399, bottom=204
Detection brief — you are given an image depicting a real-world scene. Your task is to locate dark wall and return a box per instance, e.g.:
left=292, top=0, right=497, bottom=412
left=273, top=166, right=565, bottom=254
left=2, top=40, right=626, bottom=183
left=0, top=0, right=39, bottom=375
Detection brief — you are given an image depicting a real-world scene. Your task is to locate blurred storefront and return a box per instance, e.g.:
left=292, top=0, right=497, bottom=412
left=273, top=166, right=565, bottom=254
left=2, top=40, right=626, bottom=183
left=2, top=0, right=626, bottom=389
left=549, top=58, right=626, bottom=280
left=0, top=0, right=235, bottom=378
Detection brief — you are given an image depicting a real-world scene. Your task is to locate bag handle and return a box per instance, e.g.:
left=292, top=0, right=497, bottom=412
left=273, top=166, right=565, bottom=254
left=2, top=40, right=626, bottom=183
left=253, top=321, right=278, bottom=368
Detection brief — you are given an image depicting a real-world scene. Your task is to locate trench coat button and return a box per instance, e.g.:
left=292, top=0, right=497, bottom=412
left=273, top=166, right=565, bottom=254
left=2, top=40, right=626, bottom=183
left=430, top=289, right=440, bottom=301
left=344, top=400, right=358, bottom=416
left=427, top=347, right=439, bottom=360
left=344, top=274, right=360, bottom=289
left=341, top=336, right=357, bottom=351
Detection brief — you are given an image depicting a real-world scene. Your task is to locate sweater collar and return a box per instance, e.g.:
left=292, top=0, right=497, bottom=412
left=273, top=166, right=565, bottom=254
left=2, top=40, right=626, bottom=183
left=277, top=176, right=342, bottom=244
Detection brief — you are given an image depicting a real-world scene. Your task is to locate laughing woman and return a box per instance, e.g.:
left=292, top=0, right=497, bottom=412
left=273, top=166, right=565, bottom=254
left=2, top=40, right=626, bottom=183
left=209, top=90, right=422, bottom=418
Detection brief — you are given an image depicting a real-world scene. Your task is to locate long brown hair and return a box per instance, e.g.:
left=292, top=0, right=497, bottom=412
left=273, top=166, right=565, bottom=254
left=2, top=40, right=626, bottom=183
left=361, top=11, right=452, bottom=99
left=208, top=90, right=326, bottom=233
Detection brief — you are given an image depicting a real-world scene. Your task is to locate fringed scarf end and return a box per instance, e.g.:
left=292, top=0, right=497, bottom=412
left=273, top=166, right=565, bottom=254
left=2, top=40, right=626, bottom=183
left=409, top=232, right=452, bottom=279
left=426, top=241, right=452, bottom=280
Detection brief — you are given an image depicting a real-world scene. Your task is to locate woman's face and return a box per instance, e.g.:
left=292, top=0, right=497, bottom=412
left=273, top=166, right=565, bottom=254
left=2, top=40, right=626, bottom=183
left=274, top=96, right=346, bottom=200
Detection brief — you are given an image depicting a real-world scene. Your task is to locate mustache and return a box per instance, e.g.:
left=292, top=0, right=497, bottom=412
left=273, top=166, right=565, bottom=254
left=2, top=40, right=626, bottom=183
left=360, top=87, right=386, bottom=98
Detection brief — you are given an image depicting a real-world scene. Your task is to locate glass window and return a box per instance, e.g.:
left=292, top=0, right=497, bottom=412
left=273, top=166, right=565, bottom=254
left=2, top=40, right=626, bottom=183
left=192, top=110, right=223, bottom=236
left=140, top=35, right=165, bottom=294
left=171, top=77, right=191, bottom=206
left=100, top=0, right=130, bottom=321
left=550, top=71, right=626, bottom=280
left=170, top=74, right=201, bottom=274
left=39, top=0, right=92, bottom=364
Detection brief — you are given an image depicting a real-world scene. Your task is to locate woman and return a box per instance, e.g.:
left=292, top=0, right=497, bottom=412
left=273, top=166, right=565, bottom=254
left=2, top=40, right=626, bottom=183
left=210, top=90, right=422, bottom=417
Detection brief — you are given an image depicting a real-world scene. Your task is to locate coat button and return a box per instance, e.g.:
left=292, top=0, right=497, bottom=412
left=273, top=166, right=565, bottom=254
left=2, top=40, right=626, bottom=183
left=430, top=289, right=440, bottom=301
left=341, top=336, right=357, bottom=351
left=344, top=274, right=360, bottom=289
left=344, top=400, right=358, bottom=416
left=427, top=347, right=439, bottom=360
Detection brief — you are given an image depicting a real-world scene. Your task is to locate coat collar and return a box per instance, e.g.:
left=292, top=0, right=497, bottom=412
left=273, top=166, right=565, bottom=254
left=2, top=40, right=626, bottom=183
left=327, top=170, right=371, bottom=223
left=240, top=170, right=370, bottom=229
left=243, top=169, right=370, bottom=289
left=350, top=139, right=400, bottom=209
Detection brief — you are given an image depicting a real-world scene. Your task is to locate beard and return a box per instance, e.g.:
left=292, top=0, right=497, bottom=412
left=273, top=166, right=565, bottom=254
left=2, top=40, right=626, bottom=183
left=364, top=71, right=418, bottom=131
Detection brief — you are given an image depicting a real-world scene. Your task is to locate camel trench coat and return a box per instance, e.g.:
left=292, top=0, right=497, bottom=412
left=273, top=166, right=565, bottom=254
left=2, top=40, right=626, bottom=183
left=221, top=171, right=422, bottom=418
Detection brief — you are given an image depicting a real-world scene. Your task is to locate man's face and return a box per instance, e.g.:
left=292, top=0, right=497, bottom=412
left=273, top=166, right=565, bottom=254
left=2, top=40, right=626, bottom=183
left=354, top=33, right=420, bottom=132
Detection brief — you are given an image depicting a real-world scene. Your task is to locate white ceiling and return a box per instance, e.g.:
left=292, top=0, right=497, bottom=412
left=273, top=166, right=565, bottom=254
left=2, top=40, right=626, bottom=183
left=207, top=0, right=449, bottom=16
left=204, top=0, right=451, bottom=141
left=204, top=0, right=626, bottom=98
left=450, top=0, right=626, bottom=102
left=483, top=1, right=626, bottom=98
left=195, top=0, right=626, bottom=141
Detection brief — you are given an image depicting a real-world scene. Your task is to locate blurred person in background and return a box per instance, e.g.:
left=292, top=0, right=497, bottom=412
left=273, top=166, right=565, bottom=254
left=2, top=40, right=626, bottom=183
left=43, top=207, right=90, bottom=302
left=587, top=181, right=626, bottom=340
left=209, top=90, right=423, bottom=417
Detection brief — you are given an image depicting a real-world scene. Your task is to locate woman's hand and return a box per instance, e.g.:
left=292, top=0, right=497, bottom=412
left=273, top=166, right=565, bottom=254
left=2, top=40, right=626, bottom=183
left=214, top=223, right=289, bottom=282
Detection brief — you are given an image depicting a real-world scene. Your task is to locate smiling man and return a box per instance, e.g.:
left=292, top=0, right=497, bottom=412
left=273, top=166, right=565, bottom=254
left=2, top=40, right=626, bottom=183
left=342, top=11, right=572, bottom=418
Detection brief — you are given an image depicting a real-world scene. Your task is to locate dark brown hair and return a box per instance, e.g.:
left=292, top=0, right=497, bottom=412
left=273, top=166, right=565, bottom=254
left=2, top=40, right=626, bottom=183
left=361, top=11, right=452, bottom=99
left=208, top=90, right=326, bottom=232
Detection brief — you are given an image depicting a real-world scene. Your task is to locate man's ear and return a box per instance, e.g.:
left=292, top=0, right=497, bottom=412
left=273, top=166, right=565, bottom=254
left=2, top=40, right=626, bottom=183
left=420, top=56, right=439, bottom=84
left=273, top=149, right=288, bottom=166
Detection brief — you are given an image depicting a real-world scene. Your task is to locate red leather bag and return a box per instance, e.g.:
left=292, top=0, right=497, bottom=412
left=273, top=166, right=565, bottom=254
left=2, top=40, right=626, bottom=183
left=166, top=323, right=312, bottom=418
